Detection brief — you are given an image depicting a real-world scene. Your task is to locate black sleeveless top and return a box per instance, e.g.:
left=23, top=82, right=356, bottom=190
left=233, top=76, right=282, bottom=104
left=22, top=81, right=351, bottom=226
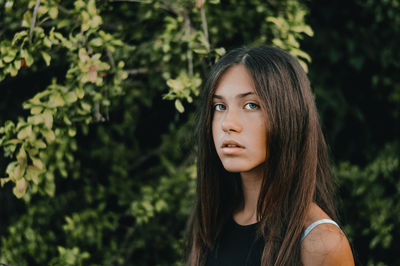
left=205, top=218, right=264, bottom=266
left=204, top=218, right=340, bottom=265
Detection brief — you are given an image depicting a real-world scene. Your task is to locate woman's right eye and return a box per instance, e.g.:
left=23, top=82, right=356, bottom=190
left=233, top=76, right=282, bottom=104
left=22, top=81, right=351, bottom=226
left=214, top=104, right=226, bottom=111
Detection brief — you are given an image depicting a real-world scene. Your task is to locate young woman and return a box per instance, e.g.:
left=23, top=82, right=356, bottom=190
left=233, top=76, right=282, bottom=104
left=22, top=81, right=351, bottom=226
left=185, top=46, right=354, bottom=265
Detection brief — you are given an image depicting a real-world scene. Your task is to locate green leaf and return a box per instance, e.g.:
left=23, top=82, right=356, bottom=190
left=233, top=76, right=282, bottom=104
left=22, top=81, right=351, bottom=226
left=13, top=178, right=27, bottom=198
left=75, top=0, right=85, bottom=9
left=37, top=5, right=48, bottom=15
left=57, top=19, right=70, bottom=29
left=4, top=139, right=22, bottom=145
left=0, top=177, right=10, bottom=187
left=9, top=64, right=18, bottom=76
left=68, top=128, right=76, bottom=137
left=42, top=111, right=53, bottom=129
left=42, top=129, right=55, bottom=143
left=22, top=11, right=32, bottom=28
left=303, top=25, right=313, bottom=37
left=64, top=116, right=72, bottom=126
left=28, top=114, right=44, bottom=125
left=17, top=146, right=27, bottom=165
left=48, top=92, right=65, bottom=108
left=31, top=106, right=43, bottom=114
left=111, top=39, right=124, bottom=46
left=5, top=0, right=13, bottom=10
left=175, top=99, right=184, bottom=113
left=41, top=51, right=51, bottom=66
left=25, top=52, right=34, bottom=66
left=81, top=102, right=91, bottom=112
left=34, top=140, right=47, bottom=149
left=6, top=162, right=17, bottom=177
left=43, top=37, right=52, bottom=48
left=88, top=0, right=97, bottom=16
left=89, top=38, right=103, bottom=47
left=193, top=48, right=208, bottom=55
left=49, top=6, right=58, bottom=19
left=12, top=31, right=28, bottom=45
left=91, top=15, right=102, bottom=28
left=155, top=200, right=167, bottom=212
left=214, top=47, right=226, bottom=56
left=31, top=156, right=44, bottom=170
left=14, top=59, right=21, bottom=70
left=17, top=125, right=32, bottom=140
left=76, top=87, right=85, bottom=99
left=167, top=79, right=184, bottom=91
left=44, top=176, right=55, bottom=196
left=65, top=92, right=78, bottom=104
left=26, top=166, right=42, bottom=184
left=3, top=55, right=15, bottom=63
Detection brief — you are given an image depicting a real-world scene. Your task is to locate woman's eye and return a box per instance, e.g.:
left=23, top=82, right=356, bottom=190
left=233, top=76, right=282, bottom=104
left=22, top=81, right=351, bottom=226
left=244, top=102, right=259, bottom=110
left=214, top=104, right=226, bottom=111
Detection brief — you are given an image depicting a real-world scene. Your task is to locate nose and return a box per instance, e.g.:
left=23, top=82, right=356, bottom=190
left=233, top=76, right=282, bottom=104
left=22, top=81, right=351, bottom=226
left=221, top=109, right=242, bottom=133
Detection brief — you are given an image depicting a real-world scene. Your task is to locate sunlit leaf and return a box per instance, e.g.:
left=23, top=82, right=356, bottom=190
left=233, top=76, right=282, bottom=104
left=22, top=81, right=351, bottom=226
left=41, top=51, right=51, bottom=66
left=175, top=99, right=184, bottom=113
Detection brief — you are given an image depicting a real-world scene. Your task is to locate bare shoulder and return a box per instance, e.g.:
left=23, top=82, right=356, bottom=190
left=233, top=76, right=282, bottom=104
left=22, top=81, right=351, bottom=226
left=301, top=203, right=354, bottom=266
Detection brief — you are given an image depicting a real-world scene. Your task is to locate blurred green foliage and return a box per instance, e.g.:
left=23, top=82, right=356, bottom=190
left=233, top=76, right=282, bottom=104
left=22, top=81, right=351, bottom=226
left=0, top=0, right=399, bottom=265
left=304, top=0, right=400, bottom=264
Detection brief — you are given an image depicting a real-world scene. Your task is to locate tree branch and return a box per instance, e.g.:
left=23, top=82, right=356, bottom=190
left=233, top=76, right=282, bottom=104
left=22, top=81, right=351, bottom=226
left=29, top=0, right=41, bottom=43
left=94, top=102, right=105, bottom=122
left=183, top=11, right=193, bottom=77
left=108, top=0, right=144, bottom=3
left=126, top=68, right=148, bottom=75
left=200, top=4, right=210, bottom=50
left=106, top=48, right=116, bottom=70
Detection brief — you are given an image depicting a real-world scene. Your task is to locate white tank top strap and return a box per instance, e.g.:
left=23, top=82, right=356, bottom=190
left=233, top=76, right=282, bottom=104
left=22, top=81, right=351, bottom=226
left=300, top=219, right=340, bottom=242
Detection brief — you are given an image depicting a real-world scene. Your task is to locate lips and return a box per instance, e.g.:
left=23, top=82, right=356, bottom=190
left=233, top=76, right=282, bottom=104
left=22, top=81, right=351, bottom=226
left=221, top=140, right=243, bottom=148
left=221, top=140, right=244, bottom=154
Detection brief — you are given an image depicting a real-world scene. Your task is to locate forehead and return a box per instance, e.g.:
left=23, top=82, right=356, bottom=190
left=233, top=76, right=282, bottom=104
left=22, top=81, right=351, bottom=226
left=214, top=64, right=256, bottom=96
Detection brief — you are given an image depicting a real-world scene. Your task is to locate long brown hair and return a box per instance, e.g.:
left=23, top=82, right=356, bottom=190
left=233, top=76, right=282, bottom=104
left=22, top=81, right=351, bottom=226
left=185, top=46, right=337, bottom=265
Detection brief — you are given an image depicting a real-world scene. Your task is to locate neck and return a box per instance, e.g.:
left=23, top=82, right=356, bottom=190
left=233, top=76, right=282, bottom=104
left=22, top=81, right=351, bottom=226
left=234, top=166, right=264, bottom=225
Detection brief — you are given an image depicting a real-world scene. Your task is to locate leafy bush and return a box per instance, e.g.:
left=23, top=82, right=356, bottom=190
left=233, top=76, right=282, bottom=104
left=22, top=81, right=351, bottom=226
left=1, top=0, right=399, bottom=265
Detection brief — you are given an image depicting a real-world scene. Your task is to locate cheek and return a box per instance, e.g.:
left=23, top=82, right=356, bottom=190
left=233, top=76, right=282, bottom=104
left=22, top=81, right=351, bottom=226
left=251, top=122, right=268, bottom=154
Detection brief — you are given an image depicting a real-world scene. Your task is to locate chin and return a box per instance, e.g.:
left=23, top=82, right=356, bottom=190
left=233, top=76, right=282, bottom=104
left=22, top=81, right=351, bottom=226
left=221, top=163, right=254, bottom=173
left=220, top=158, right=266, bottom=174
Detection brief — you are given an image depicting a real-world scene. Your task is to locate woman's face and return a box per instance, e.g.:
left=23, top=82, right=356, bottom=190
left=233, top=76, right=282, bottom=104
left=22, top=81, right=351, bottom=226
left=212, top=64, right=268, bottom=174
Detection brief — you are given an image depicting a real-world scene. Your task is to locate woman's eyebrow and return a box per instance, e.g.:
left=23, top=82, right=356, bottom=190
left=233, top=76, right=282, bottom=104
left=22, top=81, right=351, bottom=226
left=212, top=92, right=255, bottom=99
left=212, top=94, right=223, bottom=99
left=237, top=92, right=255, bottom=98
